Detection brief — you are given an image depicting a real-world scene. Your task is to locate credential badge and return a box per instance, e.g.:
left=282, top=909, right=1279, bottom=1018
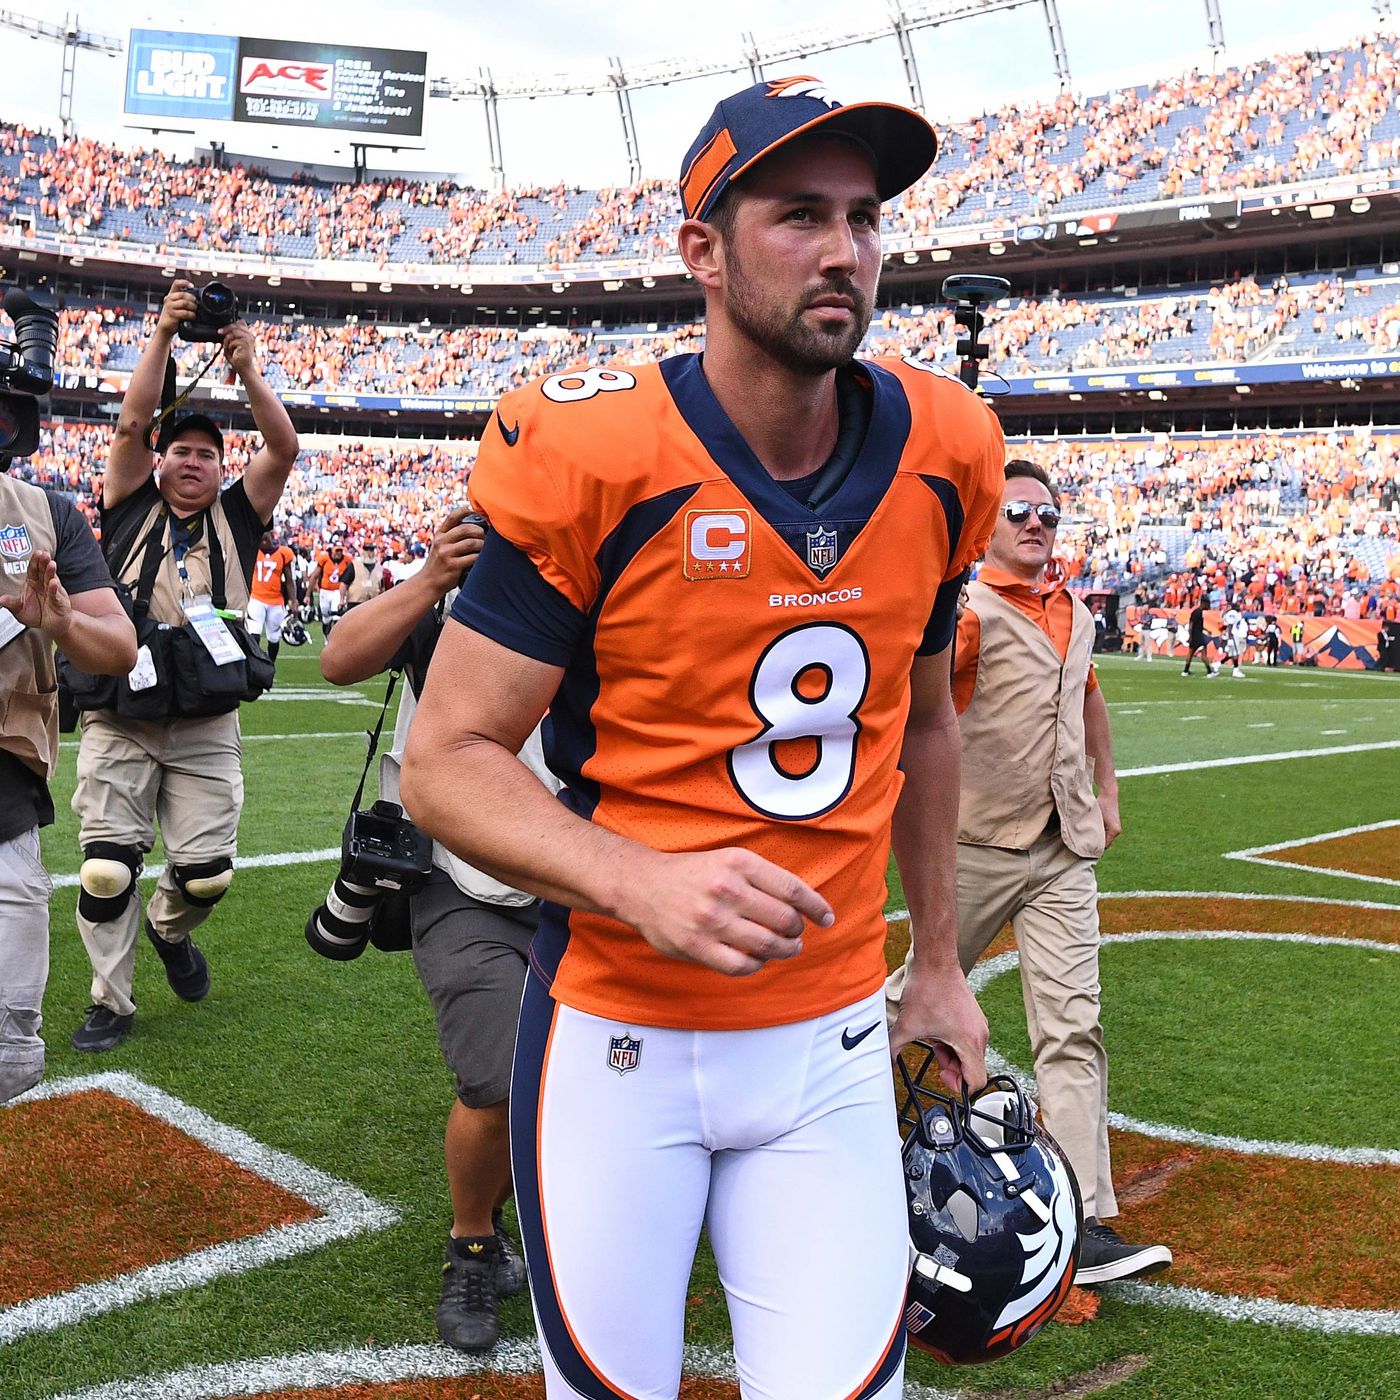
left=806, top=525, right=839, bottom=578
left=608, top=1033, right=642, bottom=1076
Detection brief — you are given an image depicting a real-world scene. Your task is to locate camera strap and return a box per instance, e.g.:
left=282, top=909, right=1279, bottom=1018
left=352, top=669, right=402, bottom=812
left=147, top=347, right=224, bottom=451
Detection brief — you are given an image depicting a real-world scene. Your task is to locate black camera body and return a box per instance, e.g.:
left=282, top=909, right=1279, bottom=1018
left=305, top=800, right=434, bottom=961
left=179, top=281, right=240, bottom=343
left=0, top=287, right=59, bottom=459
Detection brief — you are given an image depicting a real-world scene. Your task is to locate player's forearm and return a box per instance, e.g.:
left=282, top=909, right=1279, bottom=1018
left=107, top=325, right=174, bottom=491
left=1082, top=684, right=1118, bottom=795
left=891, top=710, right=964, bottom=972
left=401, top=735, right=651, bottom=919
left=321, top=572, right=438, bottom=684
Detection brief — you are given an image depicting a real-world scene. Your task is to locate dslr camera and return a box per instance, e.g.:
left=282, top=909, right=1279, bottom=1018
left=0, top=287, right=59, bottom=459
left=305, top=799, right=434, bottom=960
left=179, top=281, right=240, bottom=343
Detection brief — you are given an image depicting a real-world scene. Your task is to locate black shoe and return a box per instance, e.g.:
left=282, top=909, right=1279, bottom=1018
left=71, top=1005, right=135, bottom=1053
left=492, top=1208, right=528, bottom=1297
left=145, top=921, right=210, bottom=1002
left=437, top=1234, right=501, bottom=1352
left=1074, top=1218, right=1173, bottom=1286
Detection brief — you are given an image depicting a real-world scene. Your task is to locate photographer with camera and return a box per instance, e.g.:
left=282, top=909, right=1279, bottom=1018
left=64, top=279, right=298, bottom=1054
left=319, top=505, right=556, bottom=1353
left=1, top=287, right=137, bottom=1102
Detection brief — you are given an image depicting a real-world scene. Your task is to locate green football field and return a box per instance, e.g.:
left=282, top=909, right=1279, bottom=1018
left=4, top=650, right=1398, bottom=1400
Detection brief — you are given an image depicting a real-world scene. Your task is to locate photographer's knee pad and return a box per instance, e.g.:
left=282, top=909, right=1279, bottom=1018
left=78, top=844, right=141, bottom=922
left=171, top=857, right=233, bottom=908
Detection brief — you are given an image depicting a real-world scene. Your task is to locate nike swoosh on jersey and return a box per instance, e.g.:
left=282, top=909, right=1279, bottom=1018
left=841, top=1021, right=880, bottom=1051
left=496, top=411, right=521, bottom=446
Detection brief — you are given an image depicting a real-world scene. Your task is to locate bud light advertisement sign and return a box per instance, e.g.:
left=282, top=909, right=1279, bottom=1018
left=125, top=30, right=238, bottom=121
left=125, top=31, right=427, bottom=141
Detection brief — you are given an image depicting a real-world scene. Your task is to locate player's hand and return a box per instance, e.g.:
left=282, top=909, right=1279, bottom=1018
left=157, top=280, right=197, bottom=337
left=220, top=322, right=257, bottom=377
left=1098, top=788, right=1122, bottom=848
left=617, top=847, right=833, bottom=977
left=889, top=959, right=988, bottom=1095
left=0, top=551, right=73, bottom=640
left=424, top=506, right=486, bottom=596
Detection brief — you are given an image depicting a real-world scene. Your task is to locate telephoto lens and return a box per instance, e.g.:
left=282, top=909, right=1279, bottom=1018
left=304, top=868, right=384, bottom=961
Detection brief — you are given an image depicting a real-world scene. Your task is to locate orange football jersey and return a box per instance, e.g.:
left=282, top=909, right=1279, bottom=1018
left=456, top=354, right=1003, bottom=1031
left=316, top=550, right=353, bottom=588
left=250, top=544, right=294, bottom=605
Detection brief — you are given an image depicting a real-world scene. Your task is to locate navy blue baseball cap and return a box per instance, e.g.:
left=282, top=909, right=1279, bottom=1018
left=156, top=411, right=224, bottom=458
left=679, top=75, right=938, bottom=223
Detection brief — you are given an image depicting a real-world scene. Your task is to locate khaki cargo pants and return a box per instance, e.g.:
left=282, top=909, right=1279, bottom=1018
left=71, top=710, right=243, bottom=1017
left=0, top=827, right=51, bottom=1102
left=886, top=830, right=1116, bottom=1219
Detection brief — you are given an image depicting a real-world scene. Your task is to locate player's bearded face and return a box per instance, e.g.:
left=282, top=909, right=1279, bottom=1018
left=723, top=247, right=872, bottom=374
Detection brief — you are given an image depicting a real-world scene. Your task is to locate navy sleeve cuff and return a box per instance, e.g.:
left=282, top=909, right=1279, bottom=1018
left=451, top=530, right=587, bottom=667
left=918, top=568, right=968, bottom=656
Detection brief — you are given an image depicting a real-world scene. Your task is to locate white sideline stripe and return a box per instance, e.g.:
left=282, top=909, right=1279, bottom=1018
left=968, top=933, right=1400, bottom=1169
left=1108, top=1281, right=1400, bottom=1337
left=45, top=1341, right=963, bottom=1400
left=0, top=1072, right=398, bottom=1347
left=49, top=849, right=341, bottom=891
left=1117, top=738, right=1400, bottom=777
left=1224, top=821, right=1400, bottom=889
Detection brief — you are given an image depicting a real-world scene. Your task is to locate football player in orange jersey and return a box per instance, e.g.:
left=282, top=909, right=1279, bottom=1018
left=248, top=529, right=295, bottom=662
left=404, top=78, right=1004, bottom=1399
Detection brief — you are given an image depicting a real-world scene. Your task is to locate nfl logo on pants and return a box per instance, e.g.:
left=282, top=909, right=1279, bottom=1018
left=608, top=1033, right=642, bottom=1075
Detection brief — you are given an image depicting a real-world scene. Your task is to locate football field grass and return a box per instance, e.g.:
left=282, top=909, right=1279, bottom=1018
left=3, top=650, right=1398, bottom=1400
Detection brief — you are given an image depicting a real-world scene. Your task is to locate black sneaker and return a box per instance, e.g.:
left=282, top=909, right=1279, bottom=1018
left=146, top=921, right=210, bottom=1002
left=492, top=1208, right=528, bottom=1297
left=71, top=1005, right=135, bottom=1053
left=437, top=1234, right=501, bottom=1352
left=1074, top=1218, right=1173, bottom=1286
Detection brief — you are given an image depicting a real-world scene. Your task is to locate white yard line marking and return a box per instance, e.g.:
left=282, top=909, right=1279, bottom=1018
left=968, top=932, right=1400, bottom=1168
left=49, top=849, right=341, bottom=891
left=1247, top=722, right=1275, bottom=728
left=1320, top=728, right=1348, bottom=735
left=46, top=1341, right=963, bottom=1400
left=1108, top=1281, right=1400, bottom=1338
left=1117, top=738, right=1400, bottom=777
left=1224, top=820, right=1400, bottom=890
left=1181, top=714, right=1208, bottom=721
left=1117, top=708, right=1145, bottom=715
left=0, top=1073, right=397, bottom=1347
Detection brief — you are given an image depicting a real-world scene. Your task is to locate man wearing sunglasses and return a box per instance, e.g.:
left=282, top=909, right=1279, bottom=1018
left=887, top=457, right=1173, bottom=1287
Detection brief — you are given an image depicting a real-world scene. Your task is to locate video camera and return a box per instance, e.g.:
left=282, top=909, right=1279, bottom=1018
left=943, top=274, right=1011, bottom=394
left=178, top=281, right=240, bottom=343
left=0, top=287, right=59, bottom=459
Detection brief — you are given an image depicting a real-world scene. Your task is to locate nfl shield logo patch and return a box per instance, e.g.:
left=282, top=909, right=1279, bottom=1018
left=608, top=1033, right=642, bottom=1076
left=806, top=526, right=839, bottom=578
left=0, top=523, right=33, bottom=562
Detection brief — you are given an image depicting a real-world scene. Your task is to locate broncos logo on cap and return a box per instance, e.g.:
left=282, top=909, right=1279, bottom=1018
left=765, top=76, right=840, bottom=107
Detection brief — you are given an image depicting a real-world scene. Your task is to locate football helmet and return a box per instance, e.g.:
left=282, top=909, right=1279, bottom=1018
left=282, top=615, right=309, bottom=647
left=897, top=1044, right=1082, bottom=1365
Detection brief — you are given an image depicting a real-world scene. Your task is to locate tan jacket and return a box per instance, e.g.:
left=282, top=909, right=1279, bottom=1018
left=956, top=578, right=1105, bottom=859
left=0, top=475, right=59, bottom=778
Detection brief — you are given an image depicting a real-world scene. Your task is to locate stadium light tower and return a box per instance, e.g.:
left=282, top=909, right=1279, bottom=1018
left=1040, top=0, right=1072, bottom=90
left=1204, top=0, right=1227, bottom=69
left=610, top=57, right=643, bottom=185
left=889, top=3, right=927, bottom=113
left=0, top=7, right=122, bottom=137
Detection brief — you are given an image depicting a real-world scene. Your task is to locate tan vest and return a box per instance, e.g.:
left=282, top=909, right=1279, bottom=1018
left=113, top=490, right=251, bottom=622
left=956, top=579, right=1106, bottom=859
left=0, top=475, right=60, bottom=778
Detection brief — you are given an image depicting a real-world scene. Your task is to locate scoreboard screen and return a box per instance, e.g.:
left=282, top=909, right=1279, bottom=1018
left=126, top=30, right=428, bottom=141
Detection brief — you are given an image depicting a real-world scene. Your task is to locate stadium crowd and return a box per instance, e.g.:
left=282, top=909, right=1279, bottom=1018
left=14, top=421, right=1396, bottom=617
left=4, top=34, right=1400, bottom=268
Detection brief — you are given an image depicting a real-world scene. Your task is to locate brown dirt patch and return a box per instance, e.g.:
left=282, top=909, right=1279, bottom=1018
left=981, top=1355, right=1149, bottom=1400
left=244, top=1381, right=739, bottom=1399
left=0, top=1089, right=318, bottom=1308
left=1258, top=826, right=1400, bottom=884
left=1105, top=1130, right=1400, bottom=1310
left=1097, top=895, right=1400, bottom=943
left=1051, top=1287, right=1102, bottom=1327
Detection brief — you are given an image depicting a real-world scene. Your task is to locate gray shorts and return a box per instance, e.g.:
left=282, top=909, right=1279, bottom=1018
left=410, top=868, right=538, bottom=1109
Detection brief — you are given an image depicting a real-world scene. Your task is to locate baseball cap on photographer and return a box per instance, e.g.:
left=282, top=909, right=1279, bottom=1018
left=156, top=411, right=224, bottom=459
left=679, top=75, right=938, bottom=223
